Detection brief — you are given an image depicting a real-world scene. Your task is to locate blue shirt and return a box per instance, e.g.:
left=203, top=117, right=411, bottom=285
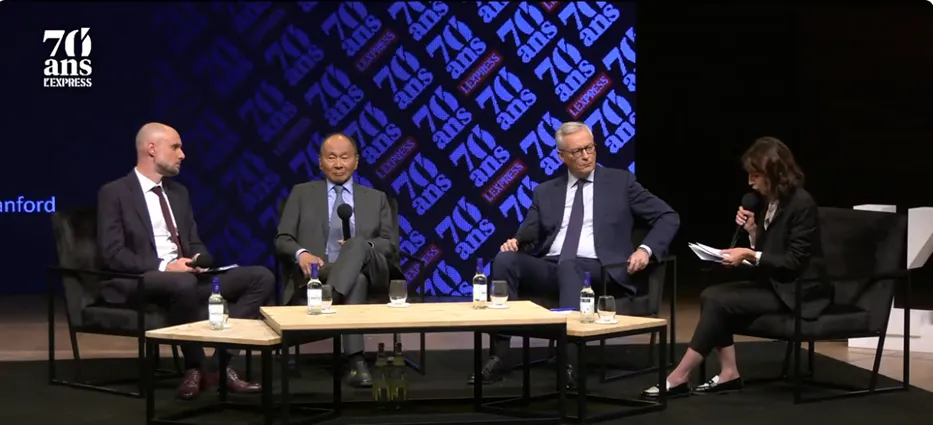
left=295, top=178, right=357, bottom=262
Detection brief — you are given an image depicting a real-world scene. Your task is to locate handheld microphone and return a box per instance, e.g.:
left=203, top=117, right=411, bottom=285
left=729, top=192, right=761, bottom=248
left=337, top=204, right=353, bottom=241
left=186, top=252, right=214, bottom=269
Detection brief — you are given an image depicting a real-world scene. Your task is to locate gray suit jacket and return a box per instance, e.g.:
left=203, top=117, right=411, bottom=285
left=274, top=180, right=398, bottom=304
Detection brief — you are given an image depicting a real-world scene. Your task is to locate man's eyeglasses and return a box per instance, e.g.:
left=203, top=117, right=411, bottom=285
left=559, top=144, right=595, bottom=159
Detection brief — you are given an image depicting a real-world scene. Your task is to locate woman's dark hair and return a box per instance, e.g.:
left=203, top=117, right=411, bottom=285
left=741, top=136, right=805, bottom=199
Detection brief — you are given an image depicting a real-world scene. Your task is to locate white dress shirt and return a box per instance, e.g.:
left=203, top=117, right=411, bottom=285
left=134, top=168, right=180, bottom=271
left=547, top=170, right=653, bottom=259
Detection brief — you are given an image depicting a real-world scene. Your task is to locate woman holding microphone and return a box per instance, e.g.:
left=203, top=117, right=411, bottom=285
left=642, top=136, right=830, bottom=398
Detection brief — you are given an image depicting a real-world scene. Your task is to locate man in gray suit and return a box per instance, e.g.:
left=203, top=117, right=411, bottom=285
left=275, top=133, right=398, bottom=388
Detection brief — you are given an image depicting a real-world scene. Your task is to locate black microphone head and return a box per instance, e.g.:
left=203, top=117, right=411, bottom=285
left=337, top=203, right=353, bottom=220
left=194, top=253, right=214, bottom=268
left=741, top=192, right=760, bottom=211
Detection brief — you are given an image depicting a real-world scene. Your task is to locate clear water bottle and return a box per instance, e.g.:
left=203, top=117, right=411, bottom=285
left=372, top=343, right=389, bottom=408
left=580, top=272, right=596, bottom=323
left=472, top=258, right=488, bottom=309
left=390, top=341, right=407, bottom=409
left=208, top=277, right=225, bottom=330
left=307, top=263, right=323, bottom=315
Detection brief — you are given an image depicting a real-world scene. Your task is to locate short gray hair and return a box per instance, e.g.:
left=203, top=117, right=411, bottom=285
left=554, top=122, right=594, bottom=149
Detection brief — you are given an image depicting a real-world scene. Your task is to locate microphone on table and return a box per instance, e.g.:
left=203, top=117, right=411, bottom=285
left=729, top=192, right=761, bottom=248
left=337, top=204, right=353, bottom=241
left=186, top=252, right=214, bottom=269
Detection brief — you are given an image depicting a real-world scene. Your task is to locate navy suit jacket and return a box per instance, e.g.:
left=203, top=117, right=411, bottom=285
left=96, top=172, right=209, bottom=303
left=515, top=166, right=680, bottom=292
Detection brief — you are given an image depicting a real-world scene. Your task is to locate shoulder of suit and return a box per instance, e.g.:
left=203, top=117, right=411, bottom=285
left=162, top=178, right=188, bottom=193
left=354, top=183, right=387, bottom=197
left=789, top=187, right=816, bottom=207
left=597, top=166, right=631, bottom=180
left=291, top=181, right=319, bottom=192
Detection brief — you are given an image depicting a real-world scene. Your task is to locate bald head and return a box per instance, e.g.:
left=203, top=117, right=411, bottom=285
left=136, top=122, right=184, bottom=177
left=319, top=133, right=359, bottom=184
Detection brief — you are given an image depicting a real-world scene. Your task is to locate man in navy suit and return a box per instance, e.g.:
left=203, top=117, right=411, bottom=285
left=97, top=123, right=274, bottom=400
left=469, top=121, right=680, bottom=386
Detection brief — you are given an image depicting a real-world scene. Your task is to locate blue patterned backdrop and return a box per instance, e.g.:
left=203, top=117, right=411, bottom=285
left=149, top=1, right=636, bottom=297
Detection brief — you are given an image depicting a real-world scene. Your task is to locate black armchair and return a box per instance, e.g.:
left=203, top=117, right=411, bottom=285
left=491, top=222, right=678, bottom=382
left=48, top=207, right=181, bottom=398
left=699, top=207, right=911, bottom=403
left=272, top=196, right=428, bottom=375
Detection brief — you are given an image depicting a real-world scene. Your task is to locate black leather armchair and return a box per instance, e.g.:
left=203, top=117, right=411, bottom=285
left=699, top=207, right=911, bottom=403
left=47, top=207, right=181, bottom=398
left=272, top=196, right=428, bottom=374
left=491, top=221, right=678, bottom=382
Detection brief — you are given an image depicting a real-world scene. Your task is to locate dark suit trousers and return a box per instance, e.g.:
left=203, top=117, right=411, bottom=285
left=295, top=237, right=378, bottom=357
left=137, top=266, right=274, bottom=369
left=689, top=280, right=788, bottom=356
left=488, top=251, right=626, bottom=361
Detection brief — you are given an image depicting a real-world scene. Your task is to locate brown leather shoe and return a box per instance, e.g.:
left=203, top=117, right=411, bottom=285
left=176, top=369, right=202, bottom=400
left=204, top=367, right=262, bottom=394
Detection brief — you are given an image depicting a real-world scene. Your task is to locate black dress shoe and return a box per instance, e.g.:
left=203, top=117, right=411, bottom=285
left=693, top=375, right=743, bottom=395
left=468, top=356, right=505, bottom=385
left=345, top=357, right=373, bottom=388
left=641, top=381, right=691, bottom=399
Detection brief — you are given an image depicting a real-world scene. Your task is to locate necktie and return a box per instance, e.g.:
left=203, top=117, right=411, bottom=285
left=559, top=179, right=587, bottom=263
left=326, top=185, right=345, bottom=263
left=150, top=186, right=184, bottom=258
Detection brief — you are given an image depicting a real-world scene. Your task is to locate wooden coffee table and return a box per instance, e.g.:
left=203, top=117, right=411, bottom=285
left=485, top=313, right=668, bottom=424
left=261, top=301, right=569, bottom=425
left=144, top=319, right=281, bottom=425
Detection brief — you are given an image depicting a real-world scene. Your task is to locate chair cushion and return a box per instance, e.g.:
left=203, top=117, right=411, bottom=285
left=743, top=304, right=870, bottom=339
left=81, top=304, right=171, bottom=333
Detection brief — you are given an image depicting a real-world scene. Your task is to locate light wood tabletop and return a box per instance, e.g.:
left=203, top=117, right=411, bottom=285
left=565, top=312, right=667, bottom=338
left=260, top=301, right=567, bottom=333
left=145, top=319, right=281, bottom=346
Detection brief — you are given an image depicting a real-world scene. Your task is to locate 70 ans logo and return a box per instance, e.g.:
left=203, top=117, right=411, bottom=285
left=389, top=1, right=449, bottom=42
left=391, top=153, right=452, bottom=216
left=194, top=37, right=253, bottom=99
left=520, top=111, right=564, bottom=176
left=264, top=24, right=324, bottom=87
left=449, top=125, right=510, bottom=188
left=497, top=3, right=558, bottom=64
left=373, top=46, right=434, bottom=110
left=436, top=197, right=496, bottom=260
left=321, top=2, right=382, bottom=57
left=476, top=67, right=537, bottom=131
left=602, top=26, right=636, bottom=92
left=584, top=89, right=635, bottom=154
left=238, top=81, right=297, bottom=144
left=43, top=28, right=92, bottom=77
left=413, top=86, right=473, bottom=150
left=426, top=16, right=487, bottom=80
left=304, top=64, right=364, bottom=126
left=535, top=38, right=595, bottom=102
left=343, top=102, right=402, bottom=165
left=557, top=1, right=620, bottom=47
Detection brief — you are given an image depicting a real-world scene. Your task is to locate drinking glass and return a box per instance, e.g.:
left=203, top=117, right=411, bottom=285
left=389, top=280, right=408, bottom=306
left=321, top=284, right=334, bottom=311
left=491, top=280, right=509, bottom=307
left=597, top=296, right=616, bottom=322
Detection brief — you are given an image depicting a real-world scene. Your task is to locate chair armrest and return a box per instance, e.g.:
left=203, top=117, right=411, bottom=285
left=47, top=265, right=144, bottom=280
left=400, top=251, right=426, bottom=266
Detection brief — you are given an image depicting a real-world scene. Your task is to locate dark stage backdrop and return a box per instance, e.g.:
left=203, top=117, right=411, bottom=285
left=0, top=1, right=637, bottom=295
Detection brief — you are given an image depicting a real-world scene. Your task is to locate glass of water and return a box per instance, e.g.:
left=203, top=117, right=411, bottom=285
left=389, top=279, right=408, bottom=306
left=321, top=284, right=334, bottom=311
left=491, top=280, right=509, bottom=307
left=597, top=296, right=616, bottom=322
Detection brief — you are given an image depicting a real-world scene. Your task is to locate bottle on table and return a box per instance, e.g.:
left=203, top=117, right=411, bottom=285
left=390, top=341, right=407, bottom=409
left=208, top=277, right=225, bottom=330
left=372, top=343, right=389, bottom=407
left=307, top=263, right=323, bottom=315
left=580, top=271, right=596, bottom=323
left=472, top=257, right=488, bottom=309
